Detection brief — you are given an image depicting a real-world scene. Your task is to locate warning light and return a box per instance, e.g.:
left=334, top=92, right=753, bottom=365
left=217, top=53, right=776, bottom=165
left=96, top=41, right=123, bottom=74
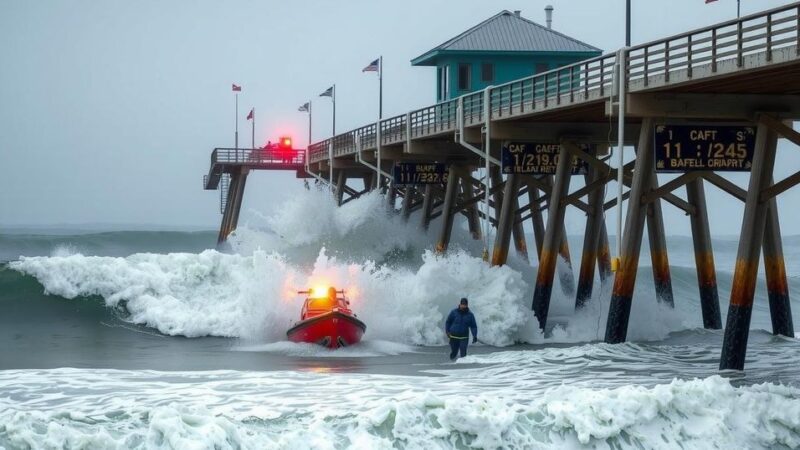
left=279, top=136, right=292, bottom=149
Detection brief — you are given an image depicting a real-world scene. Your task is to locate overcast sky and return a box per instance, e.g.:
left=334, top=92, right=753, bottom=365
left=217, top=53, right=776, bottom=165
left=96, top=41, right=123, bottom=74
left=1, top=0, right=797, bottom=236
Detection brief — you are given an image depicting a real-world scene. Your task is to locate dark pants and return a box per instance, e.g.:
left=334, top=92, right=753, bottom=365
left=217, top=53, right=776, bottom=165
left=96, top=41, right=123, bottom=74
left=449, top=337, right=469, bottom=360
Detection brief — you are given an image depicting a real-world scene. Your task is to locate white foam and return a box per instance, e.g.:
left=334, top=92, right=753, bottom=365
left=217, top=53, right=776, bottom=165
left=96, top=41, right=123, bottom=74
left=1, top=370, right=799, bottom=449
left=234, top=340, right=417, bottom=358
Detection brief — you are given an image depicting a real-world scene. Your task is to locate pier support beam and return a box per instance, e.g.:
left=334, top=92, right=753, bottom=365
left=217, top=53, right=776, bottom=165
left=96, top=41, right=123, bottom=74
left=720, top=122, right=778, bottom=371
left=763, top=196, right=794, bottom=337
left=363, top=173, right=374, bottom=192
left=462, top=176, right=482, bottom=240
left=605, top=118, right=655, bottom=344
left=435, top=167, right=460, bottom=253
left=217, top=168, right=249, bottom=245
left=420, top=184, right=434, bottom=231
left=491, top=174, right=519, bottom=266
left=686, top=178, right=722, bottom=329
left=576, top=163, right=606, bottom=308
left=531, top=141, right=574, bottom=330
left=597, top=222, right=613, bottom=284
left=645, top=177, right=675, bottom=307
left=527, top=182, right=546, bottom=259
left=401, top=186, right=413, bottom=221
left=512, top=192, right=530, bottom=262
left=335, top=170, right=346, bottom=206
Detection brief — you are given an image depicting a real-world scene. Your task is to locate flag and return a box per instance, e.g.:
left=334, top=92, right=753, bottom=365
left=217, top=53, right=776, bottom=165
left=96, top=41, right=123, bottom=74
left=298, top=102, right=310, bottom=112
left=232, top=83, right=242, bottom=92
left=362, top=58, right=379, bottom=72
left=319, top=86, right=334, bottom=97
left=246, top=108, right=254, bottom=120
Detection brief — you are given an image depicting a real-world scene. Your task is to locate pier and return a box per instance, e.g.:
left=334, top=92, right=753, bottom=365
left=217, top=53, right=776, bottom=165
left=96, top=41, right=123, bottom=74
left=204, top=3, right=800, bottom=370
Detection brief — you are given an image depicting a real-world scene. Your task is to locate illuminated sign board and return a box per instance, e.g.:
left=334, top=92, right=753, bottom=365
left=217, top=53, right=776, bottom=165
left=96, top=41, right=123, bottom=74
left=501, top=143, right=590, bottom=175
left=392, top=163, right=448, bottom=185
left=654, top=124, right=756, bottom=172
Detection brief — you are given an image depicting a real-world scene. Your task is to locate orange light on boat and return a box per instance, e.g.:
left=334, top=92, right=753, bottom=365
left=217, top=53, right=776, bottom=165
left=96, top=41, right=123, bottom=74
left=309, top=286, right=330, bottom=298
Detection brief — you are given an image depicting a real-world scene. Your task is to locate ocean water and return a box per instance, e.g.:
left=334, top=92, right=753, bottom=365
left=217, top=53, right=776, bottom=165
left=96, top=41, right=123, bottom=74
left=2, top=189, right=800, bottom=449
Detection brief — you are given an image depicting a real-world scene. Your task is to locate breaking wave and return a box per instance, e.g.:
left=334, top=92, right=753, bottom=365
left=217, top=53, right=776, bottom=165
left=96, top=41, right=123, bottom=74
left=1, top=369, right=799, bottom=449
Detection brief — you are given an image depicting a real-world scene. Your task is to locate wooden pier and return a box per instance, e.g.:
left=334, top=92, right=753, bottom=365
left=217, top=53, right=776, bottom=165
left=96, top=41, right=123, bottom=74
left=205, top=3, right=800, bottom=370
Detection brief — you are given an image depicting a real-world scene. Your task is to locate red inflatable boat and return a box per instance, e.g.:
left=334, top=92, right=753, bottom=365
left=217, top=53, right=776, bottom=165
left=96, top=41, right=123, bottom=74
left=287, top=287, right=366, bottom=349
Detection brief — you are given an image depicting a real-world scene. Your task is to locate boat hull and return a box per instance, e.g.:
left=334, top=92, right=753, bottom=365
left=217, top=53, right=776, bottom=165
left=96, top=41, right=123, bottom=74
left=286, top=311, right=366, bottom=349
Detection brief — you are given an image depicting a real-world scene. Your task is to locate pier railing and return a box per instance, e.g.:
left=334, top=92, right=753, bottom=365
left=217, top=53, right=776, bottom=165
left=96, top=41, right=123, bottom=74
left=211, top=148, right=304, bottom=166
left=308, top=2, right=800, bottom=164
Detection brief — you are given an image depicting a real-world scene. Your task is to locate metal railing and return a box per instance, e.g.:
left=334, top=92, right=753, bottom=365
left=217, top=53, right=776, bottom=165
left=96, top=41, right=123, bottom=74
left=306, top=2, right=800, bottom=165
left=211, top=148, right=305, bottom=166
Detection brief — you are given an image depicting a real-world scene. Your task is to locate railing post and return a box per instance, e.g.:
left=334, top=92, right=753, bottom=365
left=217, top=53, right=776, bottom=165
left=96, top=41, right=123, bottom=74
left=599, top=59, right=605, bottom=96
left=687, top=35, right=693, bottom=78
left=569, top=66, right=575, bottom=103
left=796, top=6, right=799, bottom=56
left=584, top=63, right=589, bottom=99
left=664, top=41, right=670, bottom=82
left=644, top=47, right=649, bottom=87
left=712, top=28, right=718, bottom=72
left=556, top=70, right=562, bottom=105
left=766, top=13, right=773, bottom=62
left=737, top=20, right=744, bottom=68
left=543, top=74, right=549, bottom=108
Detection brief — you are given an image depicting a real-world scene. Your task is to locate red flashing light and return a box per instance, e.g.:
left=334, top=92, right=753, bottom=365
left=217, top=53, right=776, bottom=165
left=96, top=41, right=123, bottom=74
left=279, top=136, right=292, bottom=149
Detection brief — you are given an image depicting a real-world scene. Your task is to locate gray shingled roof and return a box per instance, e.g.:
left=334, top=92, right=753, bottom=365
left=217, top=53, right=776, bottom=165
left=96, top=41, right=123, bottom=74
left=412, top=10, right=601, bottom=65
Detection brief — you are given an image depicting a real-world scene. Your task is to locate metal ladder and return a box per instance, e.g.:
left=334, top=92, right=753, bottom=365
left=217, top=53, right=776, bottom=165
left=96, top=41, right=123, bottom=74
left=219, top=173, right=230, bottom=214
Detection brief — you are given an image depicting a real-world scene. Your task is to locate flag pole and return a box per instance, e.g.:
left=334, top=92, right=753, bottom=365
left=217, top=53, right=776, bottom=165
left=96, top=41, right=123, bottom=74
left=332, top=84, right=336, bottom=136
left=308, top=100, right=312, bottom=148
left=235, top=92, right=239, bottom=159
left=737, top=0, right=740, bottom=18
left=379, top=56, right=383, bottom=119
left=251, top=108, right=255, bottom=149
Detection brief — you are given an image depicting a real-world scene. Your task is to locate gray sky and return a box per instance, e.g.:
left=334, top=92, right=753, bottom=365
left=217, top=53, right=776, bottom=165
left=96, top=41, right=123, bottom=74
left=1, top=0, right=797, bottom=235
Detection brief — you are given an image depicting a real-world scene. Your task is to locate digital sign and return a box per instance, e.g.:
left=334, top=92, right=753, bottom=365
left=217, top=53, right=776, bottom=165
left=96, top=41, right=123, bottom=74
left=393, top=163, right=448, bottom=185
left=501, top=143, right=590, bottom=175
left=653, top=124, right=756, bottom=172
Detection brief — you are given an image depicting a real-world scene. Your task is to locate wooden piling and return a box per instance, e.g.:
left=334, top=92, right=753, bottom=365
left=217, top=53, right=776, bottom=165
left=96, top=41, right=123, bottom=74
left=720, top=122, right=778, bottom=371
left=576, top=162, right=606, bottom=308
left=527, top=180, right=546, bottom=259
left=531, top=142, right=574, bottom=330
left=420, top=184, right=434, bottom=231
left=605, top=118, right=655, bottom=344
left=461, top=175, right=482, bottom=240
left=686, top=178, right=722, bottom=329
left=401, top=186, right=413, bottom=221
left=645, top=177, right=675, bottom=307
left=763, top=196, right=794, bottom=337
left=335, top=170, right=346, bottom=206
left=435, top=167, right=460, bottom=253
left=491, top=174, right=519, bottom=266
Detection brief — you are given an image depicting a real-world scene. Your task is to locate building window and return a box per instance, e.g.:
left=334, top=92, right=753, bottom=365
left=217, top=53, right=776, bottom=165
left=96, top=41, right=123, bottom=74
left=481, top=63, right=494, bottom=82
left=458, top=63, right=471, bottom=91
left=535, top=63, right=549, bottom=74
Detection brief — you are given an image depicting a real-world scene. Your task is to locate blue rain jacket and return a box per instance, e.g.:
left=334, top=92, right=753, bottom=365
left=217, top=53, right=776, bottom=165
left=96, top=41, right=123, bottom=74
left=445, top=308, right=477, bottom=339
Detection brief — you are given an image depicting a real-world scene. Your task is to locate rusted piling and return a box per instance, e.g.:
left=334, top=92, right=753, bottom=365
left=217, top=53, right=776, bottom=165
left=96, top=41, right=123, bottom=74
left=531, top=141, right=574, bottom=329
left=491, top=174, right=519, bottom=266
left=420, top=184, right=434, bottom=231
left=605, top=118, right=655, bottom=344
left=526, top=181, right=546, bottom=259
left=686, top=178, right=722, bottom=329
left=720, top=123, right=777, bottom=371
left=576, top=161, right=606, bottom=308
left=435, top=166, right=460, bottom=253
left=763, top=197, right=794, bottom=337
left=645, top=179, right=675, bottom=307
left=461, top=176, right=482, bottom=240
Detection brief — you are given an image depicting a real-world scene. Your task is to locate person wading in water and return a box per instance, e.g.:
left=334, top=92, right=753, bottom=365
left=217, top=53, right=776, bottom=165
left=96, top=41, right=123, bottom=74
left=445, top=298, right=478, bottom=360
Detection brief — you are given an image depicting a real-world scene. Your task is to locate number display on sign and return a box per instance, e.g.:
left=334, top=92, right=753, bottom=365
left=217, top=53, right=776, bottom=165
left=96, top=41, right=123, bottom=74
left=654, top=125, right=756, bottom=172
left=501, top=143, right=590, bottom=175
left=393, top=163, right=448, bottom=185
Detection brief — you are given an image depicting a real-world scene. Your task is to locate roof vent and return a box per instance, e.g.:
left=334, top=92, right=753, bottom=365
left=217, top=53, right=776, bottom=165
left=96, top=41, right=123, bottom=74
left=513, top=10, right=521, bottom=17
left=545, top=5, right=554, bottom=29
